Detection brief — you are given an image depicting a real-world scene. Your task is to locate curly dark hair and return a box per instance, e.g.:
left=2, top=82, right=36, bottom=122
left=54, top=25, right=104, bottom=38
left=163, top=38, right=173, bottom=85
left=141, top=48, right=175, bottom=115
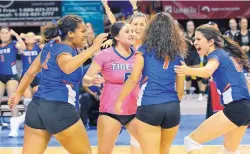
left=196, top=24, right=250, bottom=72
left=141, top=12, right=187, bottom=60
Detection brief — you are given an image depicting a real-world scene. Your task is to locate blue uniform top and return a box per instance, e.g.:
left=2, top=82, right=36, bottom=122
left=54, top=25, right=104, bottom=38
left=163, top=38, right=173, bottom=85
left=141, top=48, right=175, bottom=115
left=21, top=43, right=41, bottom=77
left=82, top=64, right=102, bottom=94
left=207, top=48, right=250, bottom=105
left=137, top=45, right=183, bottom=106
left=34, top=40, right=83, bottom=109
left=0, top=41, right=18, bottom=75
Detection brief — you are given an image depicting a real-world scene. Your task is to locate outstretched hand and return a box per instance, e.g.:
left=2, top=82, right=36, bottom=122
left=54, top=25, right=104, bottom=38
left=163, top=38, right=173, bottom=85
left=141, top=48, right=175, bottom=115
left=92, top=75, right=105, bottom=87
left=174, top=61, right=189, bottom=76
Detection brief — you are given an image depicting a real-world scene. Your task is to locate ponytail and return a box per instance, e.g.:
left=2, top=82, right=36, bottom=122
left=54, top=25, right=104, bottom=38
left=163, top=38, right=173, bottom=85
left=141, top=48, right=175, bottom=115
left=222, top=35, right=250, bottom=72
left=42, top=24, right=61, bottom=43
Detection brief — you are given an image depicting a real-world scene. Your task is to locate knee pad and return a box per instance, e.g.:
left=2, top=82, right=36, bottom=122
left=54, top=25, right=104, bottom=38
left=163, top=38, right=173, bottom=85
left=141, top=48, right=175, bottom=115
left=219, top=146, right=239, bottom=154
left=184, top=136, right=203, bottom=152
left=130, top=136, right=140, bottom=148
left=186, top=76, right=192, bottom=81
left=196, top=77, right=202, bottom=81
left=23, top=98, right=32, bottom=107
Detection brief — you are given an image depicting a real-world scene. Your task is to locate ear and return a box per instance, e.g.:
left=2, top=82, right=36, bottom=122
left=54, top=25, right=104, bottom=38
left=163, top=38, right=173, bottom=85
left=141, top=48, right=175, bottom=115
left=67, top=31, right=75, bottom=38
left=208, top=39, right=214, bottom=46
left=114, top=36, right=119, bottom=42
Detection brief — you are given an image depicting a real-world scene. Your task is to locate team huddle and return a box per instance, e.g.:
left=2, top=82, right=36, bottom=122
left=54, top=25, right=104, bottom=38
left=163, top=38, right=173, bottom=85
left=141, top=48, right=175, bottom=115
left=1, top=2, right=249, bottom=154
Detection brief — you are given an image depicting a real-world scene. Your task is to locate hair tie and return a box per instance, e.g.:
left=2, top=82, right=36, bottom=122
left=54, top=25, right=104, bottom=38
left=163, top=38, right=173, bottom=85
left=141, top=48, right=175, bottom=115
left=58, top=29, right=62, bottom=36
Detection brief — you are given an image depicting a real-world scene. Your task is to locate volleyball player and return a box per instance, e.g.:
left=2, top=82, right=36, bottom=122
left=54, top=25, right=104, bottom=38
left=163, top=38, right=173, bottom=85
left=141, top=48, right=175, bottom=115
left=175, top=25, right=250, bottom=154
left=8, top=15, right=107, bottom=154
left=83, top=21, right=140, bottom=154
left=116, top=13, right=187, bottom=154
left=0, top=27, right=26, bottom=137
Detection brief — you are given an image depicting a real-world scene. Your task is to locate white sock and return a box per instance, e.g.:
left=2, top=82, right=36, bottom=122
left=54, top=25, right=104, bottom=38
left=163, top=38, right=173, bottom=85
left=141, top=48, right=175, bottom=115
left=23, top=98, right=32, bottom=111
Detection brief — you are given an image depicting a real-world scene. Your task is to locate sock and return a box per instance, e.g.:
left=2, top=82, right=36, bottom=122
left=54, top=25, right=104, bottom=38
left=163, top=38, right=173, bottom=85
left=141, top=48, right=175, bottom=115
left=200, top=91, right=205, bottom=96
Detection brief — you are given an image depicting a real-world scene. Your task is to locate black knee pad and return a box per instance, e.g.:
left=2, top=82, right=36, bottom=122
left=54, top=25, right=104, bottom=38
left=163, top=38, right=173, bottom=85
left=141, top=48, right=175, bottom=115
left=186, top=76, right=192, bottom=81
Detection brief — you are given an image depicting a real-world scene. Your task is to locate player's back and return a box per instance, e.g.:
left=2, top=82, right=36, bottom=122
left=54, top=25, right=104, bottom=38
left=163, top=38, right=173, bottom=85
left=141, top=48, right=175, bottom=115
left=137, top=45, right=183, bottom=106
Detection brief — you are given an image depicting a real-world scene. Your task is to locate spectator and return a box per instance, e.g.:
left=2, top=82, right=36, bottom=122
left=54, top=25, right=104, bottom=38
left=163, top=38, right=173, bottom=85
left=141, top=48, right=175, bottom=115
left=224, top=18, right=238, bottom=40
left=235, top=18, right=250, bottom=60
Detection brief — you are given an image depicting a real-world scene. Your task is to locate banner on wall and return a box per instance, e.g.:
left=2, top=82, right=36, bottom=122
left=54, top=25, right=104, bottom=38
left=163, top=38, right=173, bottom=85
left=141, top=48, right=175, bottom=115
left=162, top=1, right=250, bottom=19
left=0, top=0, right=61, bottom=27
left=61, top=1, right=104, bottom=34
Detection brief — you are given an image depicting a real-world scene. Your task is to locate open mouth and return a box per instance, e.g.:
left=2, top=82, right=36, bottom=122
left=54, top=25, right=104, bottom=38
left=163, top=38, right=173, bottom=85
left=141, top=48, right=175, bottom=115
left=196, top=47, right=202, bottom=54
left=129, top=37, right=134, bottom=40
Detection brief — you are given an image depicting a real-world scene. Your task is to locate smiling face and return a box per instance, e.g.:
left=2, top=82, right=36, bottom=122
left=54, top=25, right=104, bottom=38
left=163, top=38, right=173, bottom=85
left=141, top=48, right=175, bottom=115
left=115, top=24, right=135, bottom=46
left=71, top=22, right=87, bottom=48
left=130, top=16, right=147, bottom=40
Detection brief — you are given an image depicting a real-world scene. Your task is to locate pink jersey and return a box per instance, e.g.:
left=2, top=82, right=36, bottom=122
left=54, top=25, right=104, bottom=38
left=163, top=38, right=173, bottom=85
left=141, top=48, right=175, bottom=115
left=94, top=47, right=139, bottom=115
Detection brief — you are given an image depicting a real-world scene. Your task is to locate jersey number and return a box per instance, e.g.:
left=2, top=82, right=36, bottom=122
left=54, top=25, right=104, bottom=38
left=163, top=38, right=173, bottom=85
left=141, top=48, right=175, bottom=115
left=231, top=57, right=243, bottom=72
left=42, top=52, right=51, bottom=69
left=28, top=56, right=32, bottom=64
left=124, top=72, right=131, bottom=82
left=163, top=57, right=170, bottom=69
left=0, top=55, right=4, bottom=62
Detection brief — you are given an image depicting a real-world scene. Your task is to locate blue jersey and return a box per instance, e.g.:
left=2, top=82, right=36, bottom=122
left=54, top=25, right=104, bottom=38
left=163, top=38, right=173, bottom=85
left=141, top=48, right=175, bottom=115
left=208, top=48, right=250, bottom=105
left=137, top=45, right=183, bottom=106
left=21, top=43, right=41, bottom=77
left=82, top=64, right=101, bottom=94
left=34, top=40, right=83, bottom=108
left=0, top=41, right=18, bottom=75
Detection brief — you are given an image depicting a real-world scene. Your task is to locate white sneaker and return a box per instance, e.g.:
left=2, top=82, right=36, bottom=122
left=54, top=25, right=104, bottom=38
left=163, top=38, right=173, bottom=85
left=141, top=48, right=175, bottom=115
left=8, top=130, right=18, bottom=137
left=198, top=94, right=203, bottom=102
left=8, top=117, right=21, bottom=137
left=2, top=123, right=8, bottom=127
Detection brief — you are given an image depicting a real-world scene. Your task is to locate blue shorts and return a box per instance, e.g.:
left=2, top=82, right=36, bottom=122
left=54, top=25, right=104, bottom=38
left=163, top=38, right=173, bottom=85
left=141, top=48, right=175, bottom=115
left=25, top=97, right=80, bottom=134
left=136, top=102, right=180, bottom=129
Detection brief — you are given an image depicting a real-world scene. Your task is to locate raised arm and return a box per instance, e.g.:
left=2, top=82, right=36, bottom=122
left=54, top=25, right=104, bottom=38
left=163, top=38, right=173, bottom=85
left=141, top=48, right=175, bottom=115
left=129, top=0, right=139, bottom=14
left=10, top=29, right=26, bottom=52
left=102, top=0, right=116, bottom=24
left=57, top=33, right=108, bottom=74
